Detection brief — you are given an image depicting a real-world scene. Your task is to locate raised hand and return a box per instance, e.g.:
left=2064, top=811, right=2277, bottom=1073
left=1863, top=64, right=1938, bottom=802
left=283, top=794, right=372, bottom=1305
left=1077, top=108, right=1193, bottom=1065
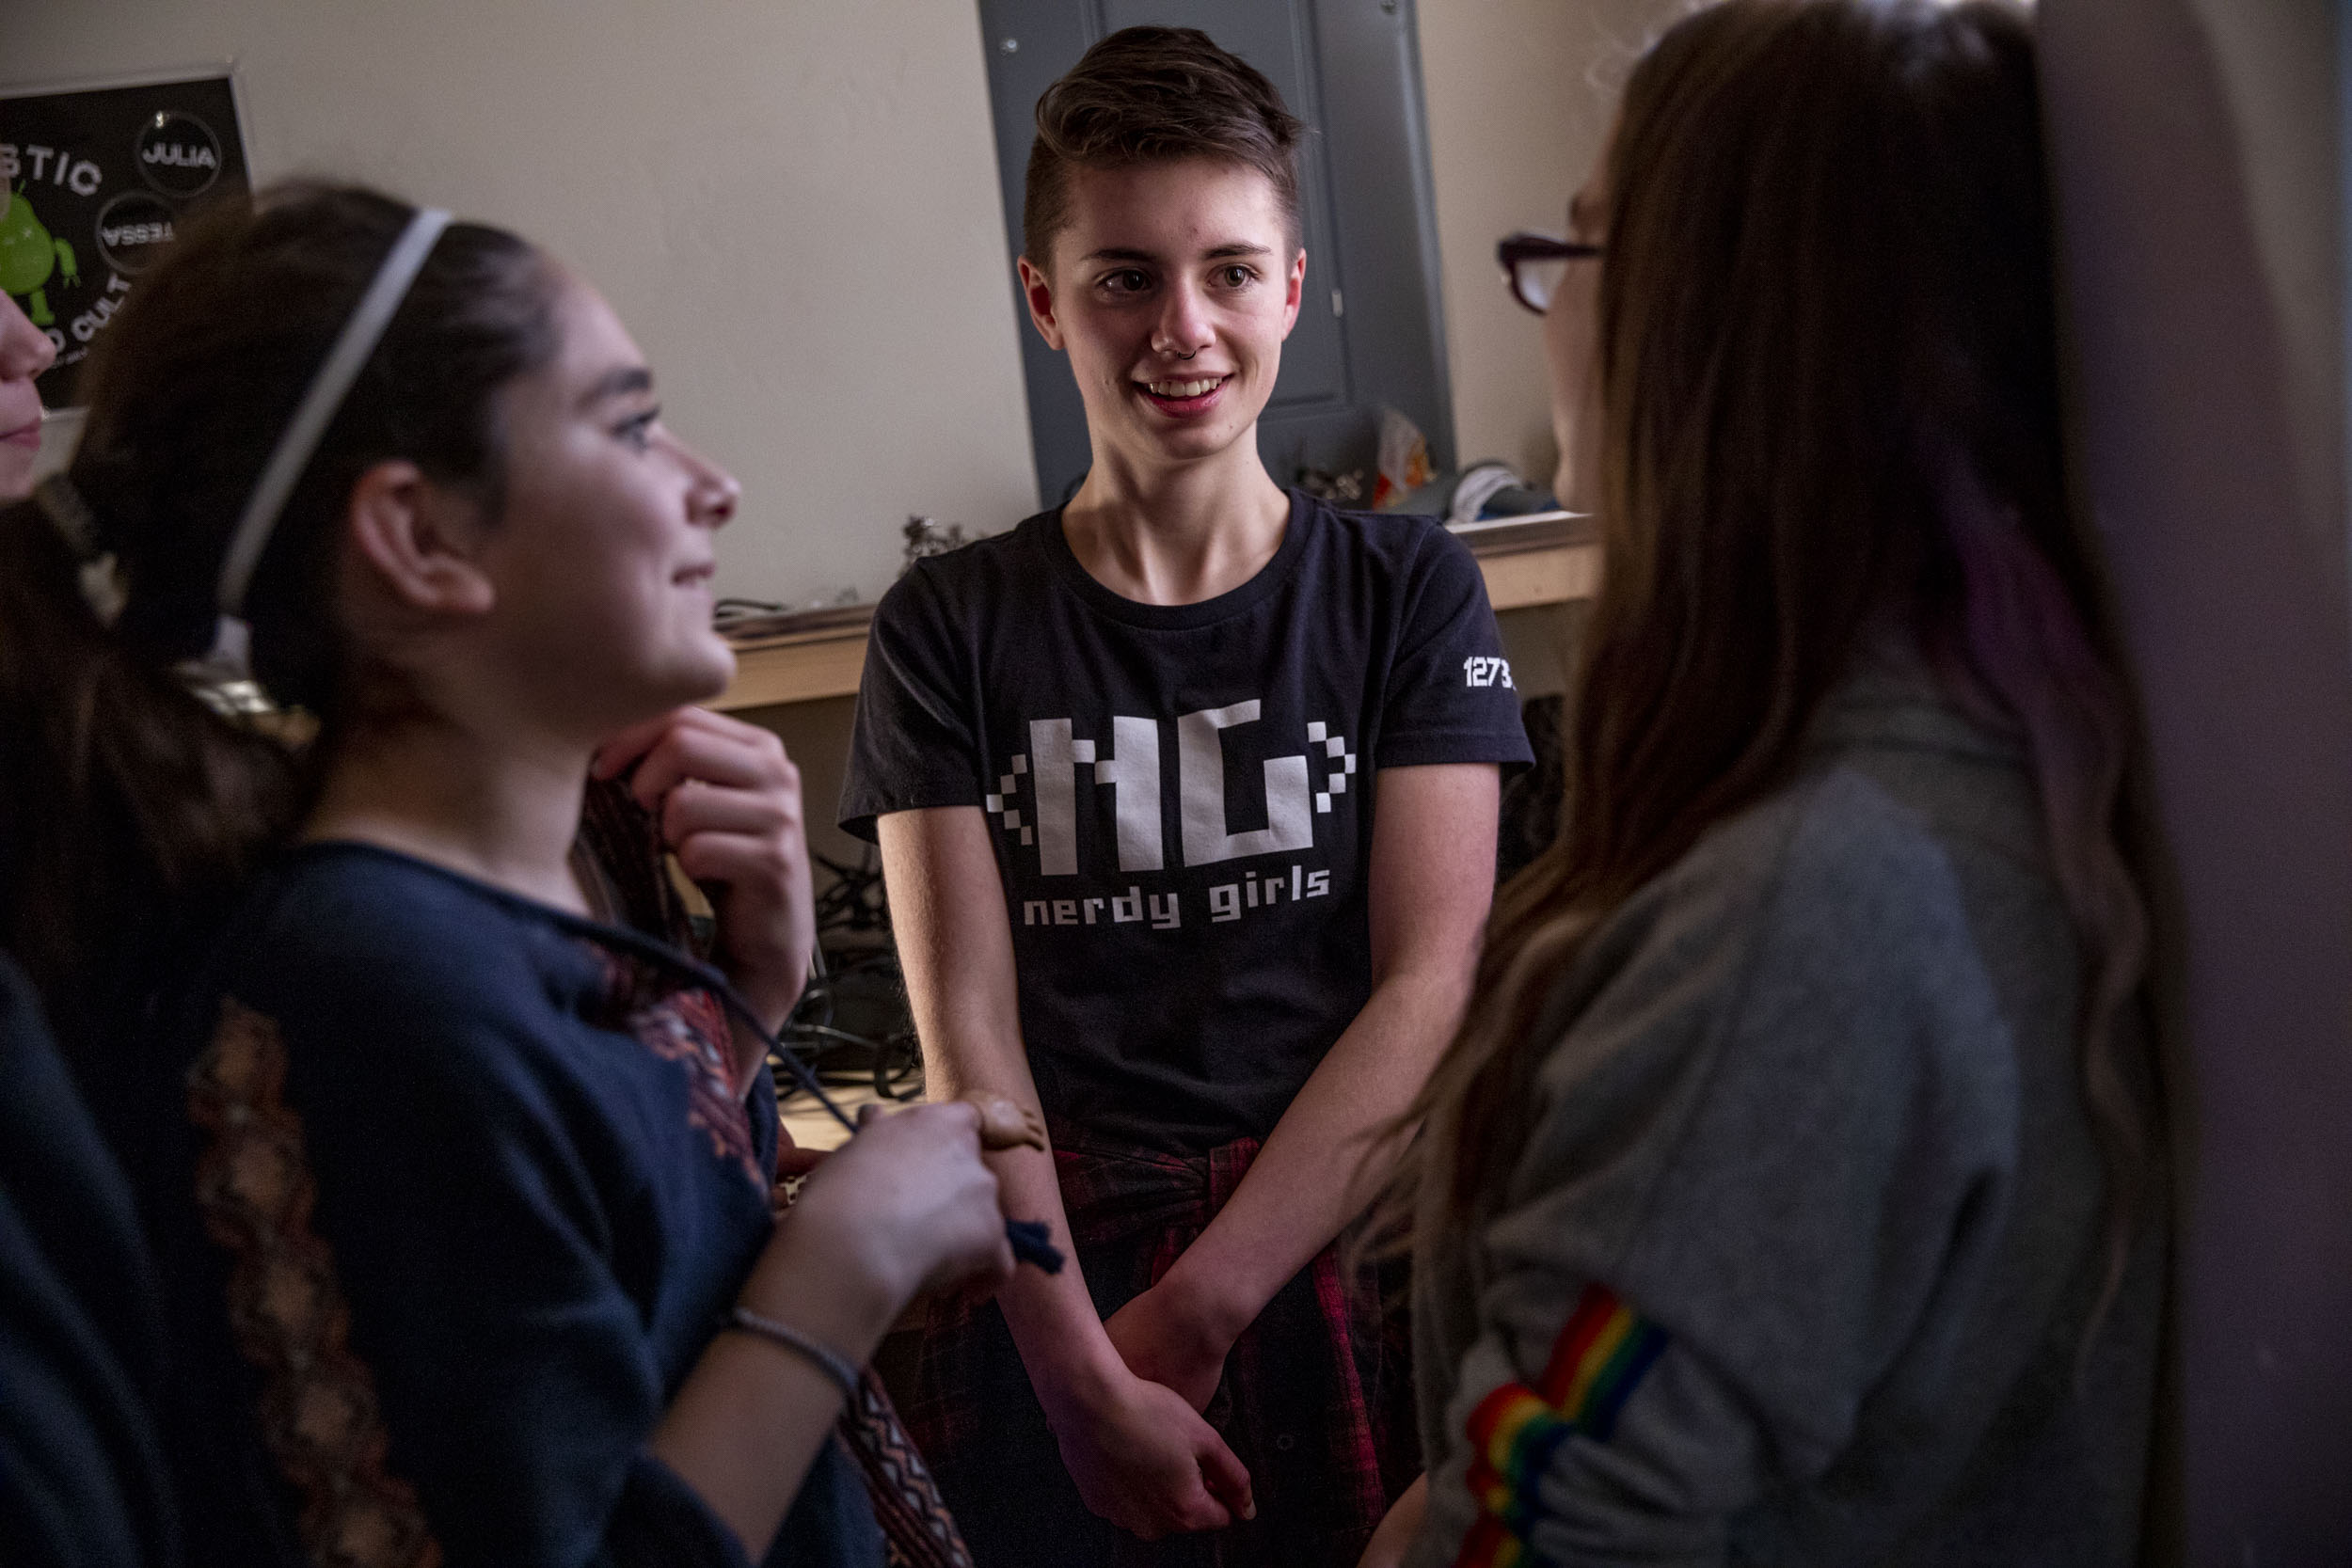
left=751, top=1100, right=1014, bottom=1326
left=592, top=706, right=816, bottom=1040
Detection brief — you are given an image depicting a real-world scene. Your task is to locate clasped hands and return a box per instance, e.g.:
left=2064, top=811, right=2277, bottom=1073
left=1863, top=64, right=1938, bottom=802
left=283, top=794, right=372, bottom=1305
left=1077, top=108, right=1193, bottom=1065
left=952, top=1094, right=1259, bottom=1541
left=592, top=705, right=815, bottom=1059
left=953, top=1091, right=1259, bottom=1539
left=1043, top=1259, right=1258, bottom=1541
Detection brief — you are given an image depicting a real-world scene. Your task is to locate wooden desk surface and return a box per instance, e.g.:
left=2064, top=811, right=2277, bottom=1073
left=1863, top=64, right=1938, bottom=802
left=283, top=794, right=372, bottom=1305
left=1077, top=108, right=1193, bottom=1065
left=712, top=514, right=1600, bottom=713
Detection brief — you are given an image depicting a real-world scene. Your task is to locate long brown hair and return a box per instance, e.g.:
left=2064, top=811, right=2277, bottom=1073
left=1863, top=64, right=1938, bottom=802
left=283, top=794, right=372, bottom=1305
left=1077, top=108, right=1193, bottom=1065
left=0, top=182, right=558, bottom=1064
left=1389, top=0, right=2159, bottom=1297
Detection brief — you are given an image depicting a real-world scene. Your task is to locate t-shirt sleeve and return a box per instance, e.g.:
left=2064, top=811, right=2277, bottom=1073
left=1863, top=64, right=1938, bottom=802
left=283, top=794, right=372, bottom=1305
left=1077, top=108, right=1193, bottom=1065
left=839, top=563, right=985, bottom=843
left=1406, top=774, right=2019, bottom=1566
left=1375, top=525, right=1534, bottom=770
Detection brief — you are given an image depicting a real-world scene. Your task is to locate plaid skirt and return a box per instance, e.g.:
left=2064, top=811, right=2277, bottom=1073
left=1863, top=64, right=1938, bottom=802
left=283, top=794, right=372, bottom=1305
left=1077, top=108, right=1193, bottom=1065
left=883, top=1128, right=1420, bottom=1567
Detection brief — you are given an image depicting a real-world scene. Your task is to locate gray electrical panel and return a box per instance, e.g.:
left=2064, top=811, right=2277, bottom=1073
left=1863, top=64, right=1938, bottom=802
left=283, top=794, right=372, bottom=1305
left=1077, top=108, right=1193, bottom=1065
left=976, top=0, right=1454, bottom=505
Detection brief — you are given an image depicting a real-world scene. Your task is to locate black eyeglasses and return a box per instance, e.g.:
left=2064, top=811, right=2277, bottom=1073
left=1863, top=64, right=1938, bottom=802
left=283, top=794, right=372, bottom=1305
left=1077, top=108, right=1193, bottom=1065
left=1498, top=231, right=1602, bottom=315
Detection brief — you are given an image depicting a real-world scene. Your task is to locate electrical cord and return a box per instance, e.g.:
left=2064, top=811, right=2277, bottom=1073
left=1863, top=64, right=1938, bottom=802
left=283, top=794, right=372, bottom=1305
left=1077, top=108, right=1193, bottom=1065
left=774, top=847, right=924, bottom=1103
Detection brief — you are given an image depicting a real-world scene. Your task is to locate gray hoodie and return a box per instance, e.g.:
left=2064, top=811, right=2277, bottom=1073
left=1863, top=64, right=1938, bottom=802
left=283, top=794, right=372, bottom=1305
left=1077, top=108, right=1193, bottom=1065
left=1406, top=663, right=2164, bottom=1568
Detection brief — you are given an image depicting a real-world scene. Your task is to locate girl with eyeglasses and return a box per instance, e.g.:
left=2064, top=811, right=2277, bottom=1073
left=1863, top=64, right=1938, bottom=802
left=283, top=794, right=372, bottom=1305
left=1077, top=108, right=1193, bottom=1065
left=1367, top=3, right=2169, bottom=1562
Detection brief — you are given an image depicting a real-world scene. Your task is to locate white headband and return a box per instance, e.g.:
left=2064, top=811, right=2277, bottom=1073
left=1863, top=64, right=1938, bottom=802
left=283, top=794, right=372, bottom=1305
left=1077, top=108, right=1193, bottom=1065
left=215, top=206, right=453, bottom=619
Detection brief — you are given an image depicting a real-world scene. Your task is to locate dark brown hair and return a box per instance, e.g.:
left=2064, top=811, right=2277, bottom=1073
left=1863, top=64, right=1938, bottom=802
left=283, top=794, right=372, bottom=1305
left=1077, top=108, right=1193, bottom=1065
left=1385, top=0, right=2162, bottom=1308
left=0, top=180, right=559, bottom=1063
left=1024, top=24, right=1304, bottom=267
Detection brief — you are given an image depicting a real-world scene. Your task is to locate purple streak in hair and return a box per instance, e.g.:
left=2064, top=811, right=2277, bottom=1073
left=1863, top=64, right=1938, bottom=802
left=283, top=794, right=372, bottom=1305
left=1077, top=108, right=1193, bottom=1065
left=1930, top=448, right=2153, bottom=1319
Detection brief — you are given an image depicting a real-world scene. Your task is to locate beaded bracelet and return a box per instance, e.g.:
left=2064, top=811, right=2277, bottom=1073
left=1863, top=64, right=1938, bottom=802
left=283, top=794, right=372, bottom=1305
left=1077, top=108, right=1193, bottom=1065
left=724, top=1307, right=863, bottom=1402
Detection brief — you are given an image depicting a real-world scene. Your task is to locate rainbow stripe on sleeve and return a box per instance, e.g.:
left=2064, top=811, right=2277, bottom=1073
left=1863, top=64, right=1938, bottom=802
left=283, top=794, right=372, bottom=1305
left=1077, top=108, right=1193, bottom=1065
left=1451, top=1283, right=1670, bottom=1567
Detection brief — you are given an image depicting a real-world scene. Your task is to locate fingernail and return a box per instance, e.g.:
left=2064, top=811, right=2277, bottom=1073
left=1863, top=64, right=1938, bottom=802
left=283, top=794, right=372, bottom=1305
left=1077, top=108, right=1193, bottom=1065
left=1243, top=1502, right=1257, bottom=1521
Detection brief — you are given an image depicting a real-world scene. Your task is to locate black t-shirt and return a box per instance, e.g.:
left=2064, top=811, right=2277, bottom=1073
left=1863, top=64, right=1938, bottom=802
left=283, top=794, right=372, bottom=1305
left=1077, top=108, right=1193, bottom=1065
left=842, top=489, right=1532, bottom=1151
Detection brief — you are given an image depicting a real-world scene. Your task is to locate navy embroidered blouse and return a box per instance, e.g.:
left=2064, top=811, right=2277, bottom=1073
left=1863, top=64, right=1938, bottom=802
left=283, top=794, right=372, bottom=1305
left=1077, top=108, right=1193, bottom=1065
left=141, top=841, right=882, bottom=1568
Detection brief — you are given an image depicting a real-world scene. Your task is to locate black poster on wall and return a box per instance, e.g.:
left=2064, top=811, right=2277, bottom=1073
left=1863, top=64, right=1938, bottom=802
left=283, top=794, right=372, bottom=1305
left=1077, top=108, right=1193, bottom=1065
left=0, top=71, right=252, bottom=408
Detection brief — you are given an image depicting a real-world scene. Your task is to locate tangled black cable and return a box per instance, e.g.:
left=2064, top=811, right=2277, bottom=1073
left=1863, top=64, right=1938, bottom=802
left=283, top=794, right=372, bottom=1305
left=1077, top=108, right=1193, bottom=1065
left=771, top=847, right=925, bottom=1105
left=810, top=848, right=892, bottom=937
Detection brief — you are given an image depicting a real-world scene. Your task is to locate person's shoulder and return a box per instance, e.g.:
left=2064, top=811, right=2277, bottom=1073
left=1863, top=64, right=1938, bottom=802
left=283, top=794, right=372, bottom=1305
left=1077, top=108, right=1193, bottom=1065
left=1298, top=495, right=1469, bottom=576
left=229, top=840, right=529, bottom=945
left=1297, top=499, right=1492, bottom=631
left=1804, top=660, right=2047, bottom=876
left=210, top=844, right=579, bottom=1045
left=874, top=515, right=1054, bottom=626
left=1655, top=745, right=1981, bottom=950
left=1780, top=680, right=2074, bottom=1050
left=1769, top=760, right=1978, bottom=936
left=1691, top=755, right=2035, bottom=1101
left=1565, top=759, right=1978, bottom=1047
left=1515, top=762, right=2011, bottom=1201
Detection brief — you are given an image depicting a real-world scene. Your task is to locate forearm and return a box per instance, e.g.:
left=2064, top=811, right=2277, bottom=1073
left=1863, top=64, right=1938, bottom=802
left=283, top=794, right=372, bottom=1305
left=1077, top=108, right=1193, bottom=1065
left=650, top=1331, right=853, bottom=1560
left=922, top=1034, right=1124, bottom=1408
left=1159, top=963, right=1470, bottom=1334
left=881, top=807, right=1122, bottom=1408
left=654, top=1097, right=1012, bottom=1559
left=649, top=1216, right=896, bottom=1560
left=993, top=1148, right=1131, bottom=1403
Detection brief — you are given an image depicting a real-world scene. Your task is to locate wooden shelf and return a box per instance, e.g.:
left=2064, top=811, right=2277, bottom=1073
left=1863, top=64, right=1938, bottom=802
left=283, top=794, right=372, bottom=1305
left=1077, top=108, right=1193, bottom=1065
left=713, top=619, right=875, bottom=711
left=712, top=515, right=1601, bottom=713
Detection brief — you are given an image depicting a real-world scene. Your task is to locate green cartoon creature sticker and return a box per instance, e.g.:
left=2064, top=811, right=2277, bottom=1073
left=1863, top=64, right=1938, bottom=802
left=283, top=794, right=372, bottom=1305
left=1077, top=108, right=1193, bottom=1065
left=1, top=191, right=82, bottom=327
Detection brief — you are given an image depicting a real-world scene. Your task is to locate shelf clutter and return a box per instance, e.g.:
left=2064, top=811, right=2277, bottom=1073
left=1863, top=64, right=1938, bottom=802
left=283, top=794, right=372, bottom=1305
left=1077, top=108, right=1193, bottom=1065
left=712, top=512, right=1600, bottom=713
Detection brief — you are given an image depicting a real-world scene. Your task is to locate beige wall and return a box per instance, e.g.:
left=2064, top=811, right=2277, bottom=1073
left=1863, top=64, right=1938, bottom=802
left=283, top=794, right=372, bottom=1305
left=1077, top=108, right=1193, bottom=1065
left=9, top=1, right=1664, bottom=597
left=1418, top=0, right=1672, bottom=486
left=8, top=0, right=1041, bottom=608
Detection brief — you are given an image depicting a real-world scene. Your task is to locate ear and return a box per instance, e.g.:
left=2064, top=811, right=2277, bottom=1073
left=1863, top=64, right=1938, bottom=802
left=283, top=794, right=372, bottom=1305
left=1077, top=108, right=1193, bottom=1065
left=343, top=460, right=496, bottom=616
left=1018, top=255, right=1067, bottom=352
left=1279, top=249, right=1307, bottom=341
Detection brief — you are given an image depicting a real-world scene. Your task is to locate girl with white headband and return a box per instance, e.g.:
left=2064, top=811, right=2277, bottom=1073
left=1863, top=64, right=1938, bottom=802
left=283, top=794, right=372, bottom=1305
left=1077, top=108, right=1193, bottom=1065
left=0, top=181, right=1009, bottom=1568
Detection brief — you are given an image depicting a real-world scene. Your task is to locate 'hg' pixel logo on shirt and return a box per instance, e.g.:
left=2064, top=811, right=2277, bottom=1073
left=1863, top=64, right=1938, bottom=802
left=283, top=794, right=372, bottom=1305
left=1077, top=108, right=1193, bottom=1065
left=985, top=701, right=1353, bottom=931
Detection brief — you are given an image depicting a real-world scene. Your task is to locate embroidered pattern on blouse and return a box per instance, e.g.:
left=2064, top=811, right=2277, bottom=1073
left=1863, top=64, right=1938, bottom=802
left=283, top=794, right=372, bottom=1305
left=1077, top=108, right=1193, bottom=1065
left=593, top=950, right=767, bottom=1192
left=187, top=998, right=444, bottom=1568
left=846, top=1369, right=975, bottom=1568
left=769, top=1169, right=974, bottom=1567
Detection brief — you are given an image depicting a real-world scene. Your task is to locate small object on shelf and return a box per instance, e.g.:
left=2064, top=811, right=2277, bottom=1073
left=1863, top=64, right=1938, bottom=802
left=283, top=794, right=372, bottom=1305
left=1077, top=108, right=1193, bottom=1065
left=715, top=591, right=872, bottom=643
left=900, top=514, right=969, bottom=574
left=1372, top=405, right=1433, bottom=509
left=1296, top=465, right=1367, bottom=505
left=1447, top=460, right=1558, bottom=525
left=716, top=599, right=877, bottom=644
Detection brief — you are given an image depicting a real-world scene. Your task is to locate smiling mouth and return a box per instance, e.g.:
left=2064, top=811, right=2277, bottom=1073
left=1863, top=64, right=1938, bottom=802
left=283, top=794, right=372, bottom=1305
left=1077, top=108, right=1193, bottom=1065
left=673, top=564, right=714, bottom=587
left=1136, top=374, right=1231, bottom=411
